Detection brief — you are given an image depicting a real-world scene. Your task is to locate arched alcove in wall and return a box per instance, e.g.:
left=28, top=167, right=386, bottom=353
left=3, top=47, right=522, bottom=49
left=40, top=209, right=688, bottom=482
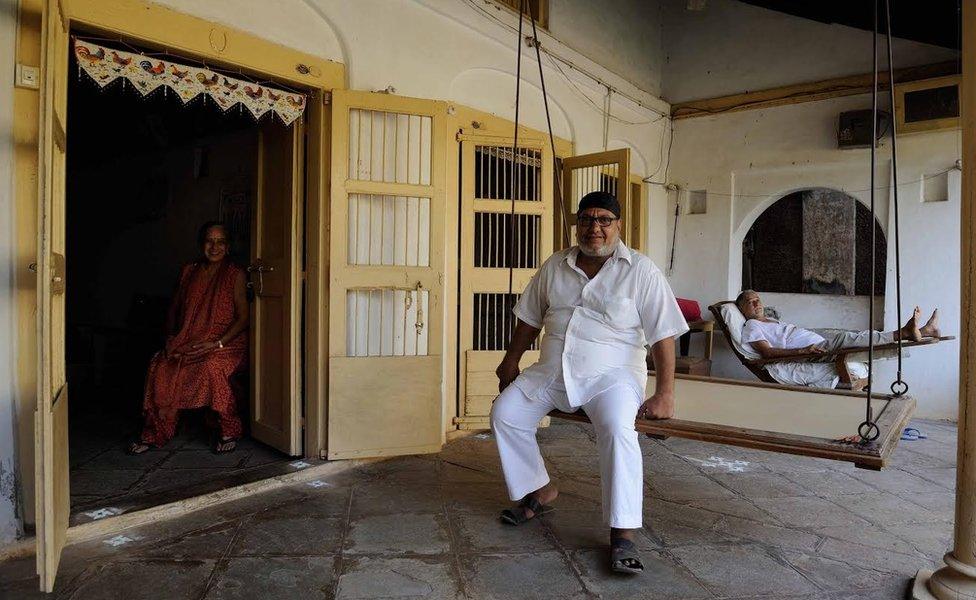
left=448, top=68, right=574, bottom=141
left=741, top=188, right=886, bottom=297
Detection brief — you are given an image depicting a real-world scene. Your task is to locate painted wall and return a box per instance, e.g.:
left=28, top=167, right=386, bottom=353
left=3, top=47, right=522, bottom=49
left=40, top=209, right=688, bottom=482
left=660, top=0, right=959, bottom=103
left=147, top=0, right=674, bottom=260
left=668, top=92, right=962, bottom=419
left=549, top=0, right=664, bottom=97
left=0, top=0, right=23, bottom=544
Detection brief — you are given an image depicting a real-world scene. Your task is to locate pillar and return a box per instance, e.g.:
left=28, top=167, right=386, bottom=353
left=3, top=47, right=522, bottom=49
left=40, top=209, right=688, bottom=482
left=913, top=1, right=976, bottom=598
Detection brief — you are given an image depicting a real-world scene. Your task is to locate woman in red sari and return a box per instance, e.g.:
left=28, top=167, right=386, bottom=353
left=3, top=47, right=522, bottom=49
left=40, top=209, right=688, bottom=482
left=129, top=222, right=249, bottom=454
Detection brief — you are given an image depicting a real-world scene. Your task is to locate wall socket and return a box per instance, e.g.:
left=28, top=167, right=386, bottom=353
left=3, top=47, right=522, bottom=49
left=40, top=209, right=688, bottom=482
left=16, top=64, right=40, bottom=90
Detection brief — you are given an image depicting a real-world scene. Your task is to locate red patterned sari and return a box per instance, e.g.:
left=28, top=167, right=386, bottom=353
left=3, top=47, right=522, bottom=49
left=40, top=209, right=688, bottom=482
left=139, top=260, right=248, bottom=446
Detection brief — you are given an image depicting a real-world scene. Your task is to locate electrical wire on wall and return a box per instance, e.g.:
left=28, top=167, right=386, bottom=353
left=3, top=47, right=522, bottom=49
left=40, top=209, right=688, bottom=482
left=460, top=0, right=668, bottom=124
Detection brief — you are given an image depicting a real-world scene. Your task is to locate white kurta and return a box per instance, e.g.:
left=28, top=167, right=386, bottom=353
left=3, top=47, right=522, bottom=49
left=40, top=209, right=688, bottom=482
left=511, top=241, right=689, bottom=410
left=491, top=241, right=688, bottom=528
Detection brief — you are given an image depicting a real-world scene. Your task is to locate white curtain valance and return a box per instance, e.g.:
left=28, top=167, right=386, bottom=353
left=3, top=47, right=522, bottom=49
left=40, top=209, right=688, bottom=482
left=73, top=39, right=307, bottom=125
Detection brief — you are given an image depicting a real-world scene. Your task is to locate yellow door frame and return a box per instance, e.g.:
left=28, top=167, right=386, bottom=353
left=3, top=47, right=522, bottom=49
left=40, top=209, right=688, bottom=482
left=15, top=0, right=345, bottom=539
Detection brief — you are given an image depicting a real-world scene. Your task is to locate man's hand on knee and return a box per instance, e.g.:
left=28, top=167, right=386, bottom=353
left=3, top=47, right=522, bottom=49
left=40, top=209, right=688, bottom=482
left=640, top=391, right=675, bottom=420
left=496, top=359, right=520, bottom=393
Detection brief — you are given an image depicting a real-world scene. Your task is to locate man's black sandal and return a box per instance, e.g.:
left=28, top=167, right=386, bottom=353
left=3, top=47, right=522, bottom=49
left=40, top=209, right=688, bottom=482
left=500, top=496, right=549, bottom=525
left=610, top=537, right=644, bottom=574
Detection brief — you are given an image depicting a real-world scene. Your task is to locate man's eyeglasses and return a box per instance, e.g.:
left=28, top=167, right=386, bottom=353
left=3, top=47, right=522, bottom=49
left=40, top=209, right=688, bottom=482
left=577, top=215, right=619, bottom=227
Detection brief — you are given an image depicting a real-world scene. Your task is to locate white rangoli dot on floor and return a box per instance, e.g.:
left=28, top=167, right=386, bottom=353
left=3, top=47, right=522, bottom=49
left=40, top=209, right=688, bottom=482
left=683, top=455, right=750, bottom=473
left=103, top=535, right=136, bottom=547
left=84, top=507, right=125, bottom=520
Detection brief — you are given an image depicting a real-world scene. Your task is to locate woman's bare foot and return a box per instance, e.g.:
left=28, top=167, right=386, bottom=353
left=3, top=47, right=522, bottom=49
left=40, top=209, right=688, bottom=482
left=920, top=309, right=941, bottom=338
left=898, top=307, right=923, bottom=342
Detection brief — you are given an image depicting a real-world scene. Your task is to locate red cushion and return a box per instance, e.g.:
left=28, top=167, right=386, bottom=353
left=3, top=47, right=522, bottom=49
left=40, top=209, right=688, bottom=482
left=675, top=297, right=701, bottom=322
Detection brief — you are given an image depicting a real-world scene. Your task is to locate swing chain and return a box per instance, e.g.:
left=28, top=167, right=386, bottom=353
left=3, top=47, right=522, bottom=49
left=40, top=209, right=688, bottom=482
left=890, top=379, right=909, bottom=397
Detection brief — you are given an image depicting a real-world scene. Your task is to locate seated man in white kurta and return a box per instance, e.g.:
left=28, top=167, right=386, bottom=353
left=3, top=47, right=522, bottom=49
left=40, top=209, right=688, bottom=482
left=490, top=191, right=688, bottom=575
left=736, top=290, right=939, bottom=389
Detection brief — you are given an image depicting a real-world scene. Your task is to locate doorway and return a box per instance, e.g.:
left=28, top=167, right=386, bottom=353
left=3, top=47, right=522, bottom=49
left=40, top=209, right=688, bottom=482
left=63, top=39, right=303, bottom=521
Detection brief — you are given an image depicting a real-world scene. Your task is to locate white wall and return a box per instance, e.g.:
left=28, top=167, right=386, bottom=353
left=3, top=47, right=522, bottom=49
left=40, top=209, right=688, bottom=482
left=668, top=93, right=961, bottom=419
left=549, top=0, right=664, bottom=96
left=0, top=0, right=23, bottom=544
left=661, top=0, right=959, bottom=103
left=149, top=0, right=673, bottom=261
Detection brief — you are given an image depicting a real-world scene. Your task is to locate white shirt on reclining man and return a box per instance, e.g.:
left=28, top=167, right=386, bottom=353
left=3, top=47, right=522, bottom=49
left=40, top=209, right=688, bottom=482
left=735, top=290, right=939, bottom=389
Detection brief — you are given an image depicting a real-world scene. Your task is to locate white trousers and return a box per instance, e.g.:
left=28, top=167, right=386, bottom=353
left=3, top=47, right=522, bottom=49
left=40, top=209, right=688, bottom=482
left=489, top=382, right=644, bottom=529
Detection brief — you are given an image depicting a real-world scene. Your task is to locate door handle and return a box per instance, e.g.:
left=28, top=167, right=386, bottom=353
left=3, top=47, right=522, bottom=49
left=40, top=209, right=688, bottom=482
left=247, top=264, right=275, bottom=295
left=414, top=281, right=424, bottom=335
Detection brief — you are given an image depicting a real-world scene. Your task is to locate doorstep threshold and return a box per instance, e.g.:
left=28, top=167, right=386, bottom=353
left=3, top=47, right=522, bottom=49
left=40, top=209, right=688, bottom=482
left=2, top=456, right=375, bottom=561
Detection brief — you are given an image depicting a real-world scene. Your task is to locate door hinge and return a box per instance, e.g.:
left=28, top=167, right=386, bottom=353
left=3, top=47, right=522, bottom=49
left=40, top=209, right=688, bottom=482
left=322, top=91, right=331, bottom=105
left=301, top=270, right=307, bottom=281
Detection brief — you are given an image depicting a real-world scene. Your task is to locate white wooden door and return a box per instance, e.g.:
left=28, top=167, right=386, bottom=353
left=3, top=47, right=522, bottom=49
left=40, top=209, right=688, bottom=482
left=456, top=138, right=553, bottom=427
left=249, top=121, right=303, bottom=455
left=327, top=90, right=447, bottom=459
left=35, top=0, right=70, bottom=592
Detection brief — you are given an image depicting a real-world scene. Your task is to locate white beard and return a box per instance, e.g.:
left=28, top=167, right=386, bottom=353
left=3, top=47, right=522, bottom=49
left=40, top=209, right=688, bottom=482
left=578, top=242, right=615, bottom=257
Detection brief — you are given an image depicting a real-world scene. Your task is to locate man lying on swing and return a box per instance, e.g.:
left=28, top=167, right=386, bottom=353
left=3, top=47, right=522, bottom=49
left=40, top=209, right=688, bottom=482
left=735, top=290, right=940, bottom=389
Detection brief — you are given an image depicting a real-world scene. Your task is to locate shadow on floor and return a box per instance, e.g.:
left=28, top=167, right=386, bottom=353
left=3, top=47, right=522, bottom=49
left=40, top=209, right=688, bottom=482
left=69, top=402, right=294, bottom=526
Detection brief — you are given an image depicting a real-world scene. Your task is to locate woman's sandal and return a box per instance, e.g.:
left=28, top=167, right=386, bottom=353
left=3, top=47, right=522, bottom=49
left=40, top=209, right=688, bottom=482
left=214, top=438, right=238, bottom=454
left=610, top=537, right=644, bottom=574
left=126, top=442, right=152, bottom=455
left=499, top=496, right=551, bottom=525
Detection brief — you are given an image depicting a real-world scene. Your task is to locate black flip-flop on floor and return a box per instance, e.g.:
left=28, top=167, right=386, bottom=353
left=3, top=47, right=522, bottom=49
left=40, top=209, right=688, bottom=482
left=610, top=537, right=644, bottom=574
left=500, top=496, right=551, bottom=525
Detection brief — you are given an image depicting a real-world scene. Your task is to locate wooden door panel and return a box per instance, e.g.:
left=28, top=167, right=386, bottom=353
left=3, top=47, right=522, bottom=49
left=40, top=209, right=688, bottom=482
left=327, top=90, right=447, bottom=459
left=36, top=0, right=70, bottom=592
left=249, top=122, right=302, bottom=455
left=456, top=138, right=553, bottom=427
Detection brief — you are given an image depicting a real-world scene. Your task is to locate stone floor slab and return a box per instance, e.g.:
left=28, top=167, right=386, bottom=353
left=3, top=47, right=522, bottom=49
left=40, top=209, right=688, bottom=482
left=204, top=556, right=335, bottom=600
left=752, top=496, right=870, bottom=528
left=670, top=543, right=818, bottom=597
left=459, top=551, right=588, bottom=599
left=335, top=556, right=462, bottom=599
left=710, top=472, right=814, bottom=498
left=66, top=559, right=217, bottom=600
left=646, top=474, right=737, bottom=502
left=451, top=511, right=555, bottom=553
left=345, top=513, right=451, bottom=555
left=230, top=515, right=343, bottom=556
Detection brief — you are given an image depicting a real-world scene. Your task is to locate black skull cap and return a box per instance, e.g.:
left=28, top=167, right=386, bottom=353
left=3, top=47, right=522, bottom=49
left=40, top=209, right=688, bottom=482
left=577, top=191, right=620, bottom=218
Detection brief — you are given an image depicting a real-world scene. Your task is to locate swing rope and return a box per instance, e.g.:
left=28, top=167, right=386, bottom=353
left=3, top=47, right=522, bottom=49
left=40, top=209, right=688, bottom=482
left=860, top=0, right=907, bottom=442
left=885, top=0, right=908, bottom=398
left=507, top=0, right=525, bottom=298
left=507, top=0, right=573, bottom=302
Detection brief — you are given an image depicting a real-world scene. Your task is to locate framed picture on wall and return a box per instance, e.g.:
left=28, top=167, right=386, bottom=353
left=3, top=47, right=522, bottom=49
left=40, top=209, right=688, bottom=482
left=894, top=75, right=961, bottom=135
left=218, top=189, right=250, bottom=260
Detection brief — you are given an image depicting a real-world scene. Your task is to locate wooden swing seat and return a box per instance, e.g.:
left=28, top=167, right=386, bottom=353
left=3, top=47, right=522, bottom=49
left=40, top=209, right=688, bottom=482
left=708, top=301, right=954, bottom=387
left=550, top=373, right=915, bottom=470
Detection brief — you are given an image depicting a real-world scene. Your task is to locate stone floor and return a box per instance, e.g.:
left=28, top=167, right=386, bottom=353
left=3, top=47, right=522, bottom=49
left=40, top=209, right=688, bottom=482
left=2, top=418, right=956, bottom=599
left=69, top=409, right=291, bottom=524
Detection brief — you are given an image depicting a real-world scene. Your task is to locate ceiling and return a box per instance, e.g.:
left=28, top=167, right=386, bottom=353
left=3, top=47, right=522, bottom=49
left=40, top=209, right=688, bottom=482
left=737, top=0, right=961, bottom=50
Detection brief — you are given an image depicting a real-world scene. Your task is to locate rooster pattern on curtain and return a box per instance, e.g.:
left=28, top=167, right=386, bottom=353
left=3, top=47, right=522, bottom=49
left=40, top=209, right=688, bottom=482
left=73, top=39, right=307, bottom=125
